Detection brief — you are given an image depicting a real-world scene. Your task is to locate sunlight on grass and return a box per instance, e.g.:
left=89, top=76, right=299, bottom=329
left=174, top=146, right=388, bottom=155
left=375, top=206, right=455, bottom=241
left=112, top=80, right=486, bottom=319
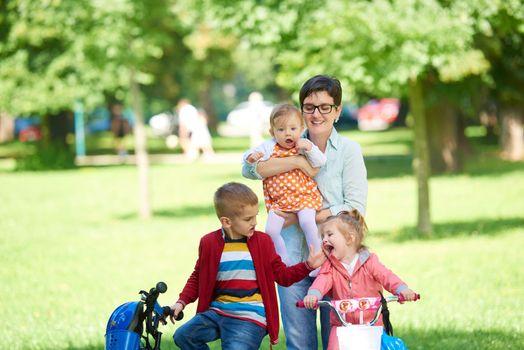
left=0, top=128, right=523, bottom=349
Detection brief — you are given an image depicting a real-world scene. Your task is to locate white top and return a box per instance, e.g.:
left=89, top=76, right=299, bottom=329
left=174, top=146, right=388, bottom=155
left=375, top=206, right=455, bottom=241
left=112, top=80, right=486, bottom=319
left=243, top=138, right=327, bottom=168
left=342, top=253, right=359, bottom=276
left=178, top=104, right=199, bottom=132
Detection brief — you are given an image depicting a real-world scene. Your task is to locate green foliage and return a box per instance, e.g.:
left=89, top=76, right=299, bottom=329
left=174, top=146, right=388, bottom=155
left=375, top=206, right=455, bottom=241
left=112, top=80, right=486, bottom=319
left=14, top=141, right=76, bottom=171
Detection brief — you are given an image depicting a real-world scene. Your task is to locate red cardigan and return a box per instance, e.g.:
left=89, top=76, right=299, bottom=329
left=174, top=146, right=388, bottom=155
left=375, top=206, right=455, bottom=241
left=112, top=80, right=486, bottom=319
left=177, top=228, right=313, bottom=345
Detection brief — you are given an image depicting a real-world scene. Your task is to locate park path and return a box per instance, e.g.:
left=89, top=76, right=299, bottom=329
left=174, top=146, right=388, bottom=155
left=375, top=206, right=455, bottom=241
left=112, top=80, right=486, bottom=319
left=75, top=152, right=243, bottom=166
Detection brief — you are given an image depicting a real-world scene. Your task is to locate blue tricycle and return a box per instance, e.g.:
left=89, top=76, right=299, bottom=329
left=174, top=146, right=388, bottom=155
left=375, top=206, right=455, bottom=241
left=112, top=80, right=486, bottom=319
left=105, top=282, right=183, bottom=350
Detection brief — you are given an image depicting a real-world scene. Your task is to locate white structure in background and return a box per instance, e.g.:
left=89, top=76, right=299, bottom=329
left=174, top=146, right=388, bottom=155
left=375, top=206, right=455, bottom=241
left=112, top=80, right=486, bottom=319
left=218, top=92, right=273, bottom=147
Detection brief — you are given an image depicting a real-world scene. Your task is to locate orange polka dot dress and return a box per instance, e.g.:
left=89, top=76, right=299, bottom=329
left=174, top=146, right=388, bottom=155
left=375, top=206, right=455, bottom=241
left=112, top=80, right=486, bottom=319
left=263, top=143, right=323, bottom=212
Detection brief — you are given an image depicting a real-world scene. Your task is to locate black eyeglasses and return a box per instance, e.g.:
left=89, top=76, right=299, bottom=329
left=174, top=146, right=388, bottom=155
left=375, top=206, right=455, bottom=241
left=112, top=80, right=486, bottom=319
left=301, top=103, right=338, bottom=114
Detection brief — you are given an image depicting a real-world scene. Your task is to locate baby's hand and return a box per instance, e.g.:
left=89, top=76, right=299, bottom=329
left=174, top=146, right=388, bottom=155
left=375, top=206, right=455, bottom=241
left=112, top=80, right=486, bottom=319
left=399, top=288, right=417, bottom=302
left=247, top=151, right=264, bottom=163
left=296, top=139, right=312, bottom=152
left=303, top=295, right=318, bottom=309
left=169, top=302, right=184, bottom=324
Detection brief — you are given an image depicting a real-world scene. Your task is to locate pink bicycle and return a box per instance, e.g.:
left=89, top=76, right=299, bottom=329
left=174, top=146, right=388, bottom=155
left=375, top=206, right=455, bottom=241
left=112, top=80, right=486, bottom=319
left=297, top=293, right=420, bottom=350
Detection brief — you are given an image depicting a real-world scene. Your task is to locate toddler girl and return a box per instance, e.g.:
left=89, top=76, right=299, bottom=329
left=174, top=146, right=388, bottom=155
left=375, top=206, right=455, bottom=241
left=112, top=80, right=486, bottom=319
left=302, top=209, right=417, bottom=350
left=244, top=103, right=326, bottom=265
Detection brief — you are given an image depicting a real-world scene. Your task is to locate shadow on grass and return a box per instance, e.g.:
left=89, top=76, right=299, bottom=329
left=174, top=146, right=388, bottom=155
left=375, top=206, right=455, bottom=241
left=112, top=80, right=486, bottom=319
left=365, top=152, right=523, bottom=180
left=374, top=216, right=524, bottom=242
left=365, top=155, right=413, bottom=179
left=154, top=205, right=215, bottom=218
left=118, top=204, right=215, bottom=220
left=462, top=154, right=524, bottom=178
left=43, top=343, right=104, bottom=350
left=398, top=327, right=523, bottom=350
left=175, top=327, right=522, bottom=350
left=39, top=326, right=523, bottom=350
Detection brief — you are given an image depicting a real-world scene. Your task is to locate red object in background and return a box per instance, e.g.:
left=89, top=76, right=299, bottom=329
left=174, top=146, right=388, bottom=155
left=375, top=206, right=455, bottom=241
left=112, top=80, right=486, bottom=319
left=357, top=98, right=400, bottom=131
left=19, top=126, right=42, bottom=142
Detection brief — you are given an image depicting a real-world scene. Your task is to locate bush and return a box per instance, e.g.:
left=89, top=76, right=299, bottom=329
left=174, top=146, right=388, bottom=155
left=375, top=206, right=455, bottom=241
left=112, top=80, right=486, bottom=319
left=15, top=141, right=76, bottom=171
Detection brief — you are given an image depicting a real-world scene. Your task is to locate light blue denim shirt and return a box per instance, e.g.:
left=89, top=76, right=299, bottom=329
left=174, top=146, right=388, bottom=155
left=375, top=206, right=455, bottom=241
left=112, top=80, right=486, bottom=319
left=242, top=127, right=367, bottom=216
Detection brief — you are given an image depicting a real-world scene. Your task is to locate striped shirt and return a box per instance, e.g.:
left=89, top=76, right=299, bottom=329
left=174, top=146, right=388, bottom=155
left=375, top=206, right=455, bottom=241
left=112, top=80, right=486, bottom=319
left=209, top=236, right=266, bottom=328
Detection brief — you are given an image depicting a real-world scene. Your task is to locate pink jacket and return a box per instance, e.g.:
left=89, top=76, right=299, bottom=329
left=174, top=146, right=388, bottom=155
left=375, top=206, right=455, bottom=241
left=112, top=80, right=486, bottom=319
left=308, top=249, right=408, bottom=350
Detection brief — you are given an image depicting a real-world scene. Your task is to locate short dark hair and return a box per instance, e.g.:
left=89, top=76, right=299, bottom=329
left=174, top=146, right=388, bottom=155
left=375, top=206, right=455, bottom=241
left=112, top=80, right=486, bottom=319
left=214, top=182, right=258, bottom=218
left=299, top=75, right=342, bottom=106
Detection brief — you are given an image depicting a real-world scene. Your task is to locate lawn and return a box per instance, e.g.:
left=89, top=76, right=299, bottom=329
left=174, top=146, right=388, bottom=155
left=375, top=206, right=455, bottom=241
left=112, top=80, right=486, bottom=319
left=0, top=127, right=523, bottom=350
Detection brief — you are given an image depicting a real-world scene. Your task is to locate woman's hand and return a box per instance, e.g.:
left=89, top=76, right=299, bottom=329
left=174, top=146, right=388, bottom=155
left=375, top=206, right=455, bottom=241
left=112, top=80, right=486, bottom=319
left=315, top=208, right=332, bottom=224
left=295, top=155, right=320, bottom=177
left=169, top=302, right=184, bottom=324
left=273, top=210, right=298, bottom=228
left=256, top=155, right=319, bottom=178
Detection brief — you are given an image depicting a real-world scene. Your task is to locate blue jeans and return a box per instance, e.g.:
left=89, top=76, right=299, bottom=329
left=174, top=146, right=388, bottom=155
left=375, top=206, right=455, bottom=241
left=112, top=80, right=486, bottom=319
left=173, top=310, right=266, bottom=350
left=278, top=224, right=331, bottom=350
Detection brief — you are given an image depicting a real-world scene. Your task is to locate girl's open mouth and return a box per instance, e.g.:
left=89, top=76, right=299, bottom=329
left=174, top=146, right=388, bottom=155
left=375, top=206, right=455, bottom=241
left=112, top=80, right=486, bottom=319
left=323, top=243, right=334, bottom=254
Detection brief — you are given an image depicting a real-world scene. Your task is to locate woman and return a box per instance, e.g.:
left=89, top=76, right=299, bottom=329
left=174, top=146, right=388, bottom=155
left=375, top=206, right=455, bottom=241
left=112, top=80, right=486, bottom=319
left=242, top=75, right=368, bottom=350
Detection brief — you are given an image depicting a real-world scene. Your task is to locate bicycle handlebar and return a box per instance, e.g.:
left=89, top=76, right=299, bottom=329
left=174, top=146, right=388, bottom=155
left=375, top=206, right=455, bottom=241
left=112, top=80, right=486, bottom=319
left=296, top=293, right=420, bottom=327
left=296, top=293, right=420, bottom=308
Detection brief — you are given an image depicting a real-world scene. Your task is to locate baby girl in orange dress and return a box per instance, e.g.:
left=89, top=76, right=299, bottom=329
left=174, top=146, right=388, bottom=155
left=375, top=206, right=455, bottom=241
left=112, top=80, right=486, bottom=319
left=244, top=103, right=326, bottom=265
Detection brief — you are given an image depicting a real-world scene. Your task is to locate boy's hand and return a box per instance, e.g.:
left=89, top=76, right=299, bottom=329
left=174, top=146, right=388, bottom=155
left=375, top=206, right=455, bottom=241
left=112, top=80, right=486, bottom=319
left=303, top=295, right=318, bottom=309
left=247, top=151, right=264, bottom=164
left=399, top=288, right=417, bottom=302
left=169, top=302, right=184, bottom=324
left=306, top=244, right=327, bottom=269
left=296, top=139, right=312, bottom=152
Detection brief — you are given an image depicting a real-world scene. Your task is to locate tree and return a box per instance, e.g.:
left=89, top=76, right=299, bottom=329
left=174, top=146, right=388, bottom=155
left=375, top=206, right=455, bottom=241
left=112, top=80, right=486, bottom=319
left=0, top=0, right=183, bottom=218
left=204, top=0, right=493, bottom=235
left=475, top=0, right=524, bottom=161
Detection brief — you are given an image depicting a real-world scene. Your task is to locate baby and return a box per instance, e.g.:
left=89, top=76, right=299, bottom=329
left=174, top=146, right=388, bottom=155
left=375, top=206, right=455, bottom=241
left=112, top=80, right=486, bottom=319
left=244, top=103, right=326, bottom=266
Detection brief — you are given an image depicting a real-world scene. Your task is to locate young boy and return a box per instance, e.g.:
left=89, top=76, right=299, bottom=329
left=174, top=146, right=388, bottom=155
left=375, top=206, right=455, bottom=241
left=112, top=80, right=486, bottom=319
left=169, top=182, right=326, bottom=349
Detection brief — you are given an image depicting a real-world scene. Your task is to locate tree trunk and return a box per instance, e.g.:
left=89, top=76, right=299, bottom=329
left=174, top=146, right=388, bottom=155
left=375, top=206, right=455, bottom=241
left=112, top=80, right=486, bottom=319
left=499, top=105, right=524, bottom=161
left=425, top=101, right=462, bottom=173
left=130, top=67, right=152, bottom=220
left=199, top=78, right=217, bottom=132
left=408, top=78, right=432, bottom=235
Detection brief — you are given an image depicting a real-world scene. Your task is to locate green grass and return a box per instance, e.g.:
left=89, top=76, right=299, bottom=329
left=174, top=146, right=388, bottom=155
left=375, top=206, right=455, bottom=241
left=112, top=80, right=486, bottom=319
left=0, top=127, right=523, bottom=349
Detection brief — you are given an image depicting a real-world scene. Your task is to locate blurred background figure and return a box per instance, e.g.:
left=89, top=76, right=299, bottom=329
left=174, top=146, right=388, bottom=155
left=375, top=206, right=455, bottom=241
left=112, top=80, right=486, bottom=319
left=176, top=99, right=215, bottom=161
left=247, top=91, right=266, bottom=148
left=0, top=112, right=15, bottom=143
left=110, top=103, right=131, bottom=160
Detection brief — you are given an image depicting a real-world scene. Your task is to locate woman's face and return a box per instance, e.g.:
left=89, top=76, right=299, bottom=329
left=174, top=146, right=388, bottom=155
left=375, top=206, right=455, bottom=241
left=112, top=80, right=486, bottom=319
left=302, top=91, right=341, bottom=137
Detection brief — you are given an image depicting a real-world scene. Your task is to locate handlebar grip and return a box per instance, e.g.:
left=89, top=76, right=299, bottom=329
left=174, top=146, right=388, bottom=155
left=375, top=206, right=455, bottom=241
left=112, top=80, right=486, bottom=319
left=162, top=306, right=184, bottom=321
left=176, top=310, right=184, bottom=321
left=398, top=293, right=421, bottom=302
left=295, top=300, right=319, bottom=308
left=155, top=282, right=168, bottom=294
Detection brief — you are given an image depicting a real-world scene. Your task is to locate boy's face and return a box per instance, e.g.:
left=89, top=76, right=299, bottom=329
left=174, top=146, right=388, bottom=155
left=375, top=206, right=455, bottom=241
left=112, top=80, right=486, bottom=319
left=221, top=204, right=259, bottom=240
left=270, top=113, right=304, bottom=149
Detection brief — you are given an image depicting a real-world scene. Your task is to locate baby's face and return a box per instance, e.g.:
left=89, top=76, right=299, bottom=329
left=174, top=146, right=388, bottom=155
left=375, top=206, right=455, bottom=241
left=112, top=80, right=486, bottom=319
left=270, top=113, right=304, bottom=149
